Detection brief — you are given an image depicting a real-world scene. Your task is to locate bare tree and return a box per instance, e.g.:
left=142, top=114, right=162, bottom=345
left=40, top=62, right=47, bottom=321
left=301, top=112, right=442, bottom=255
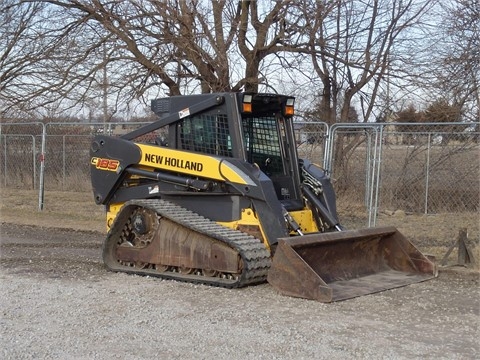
left=298, top=0, right=436, bottom=124
left=1, top=1, right=50, bottom=117
left=2, top=0, right=342, bottom=114
left=435, top=0, right=479, bottom=122
left=0, top=0, right=126, bottom=119
left=292, top=0, right=437, bottom=191
left=2, top=0, right=444, bottom=123
left=39, top=0, right=312, bottom=94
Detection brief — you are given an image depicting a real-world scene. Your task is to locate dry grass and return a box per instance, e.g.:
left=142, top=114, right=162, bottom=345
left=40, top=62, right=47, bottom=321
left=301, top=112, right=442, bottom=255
left=0, top=188, right=104, bottom=232
left=299, top=141, right=480, bottom=213
left=1, top=187, right=478, bottom=270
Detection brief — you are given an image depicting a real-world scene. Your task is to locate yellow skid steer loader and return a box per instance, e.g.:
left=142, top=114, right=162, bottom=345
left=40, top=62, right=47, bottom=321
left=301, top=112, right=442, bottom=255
left=90, top=92, right=436, bottom=302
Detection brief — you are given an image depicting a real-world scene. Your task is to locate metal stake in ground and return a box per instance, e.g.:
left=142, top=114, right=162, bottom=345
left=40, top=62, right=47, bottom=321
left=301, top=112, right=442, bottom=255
left=441, top=228, right=477, bottom=267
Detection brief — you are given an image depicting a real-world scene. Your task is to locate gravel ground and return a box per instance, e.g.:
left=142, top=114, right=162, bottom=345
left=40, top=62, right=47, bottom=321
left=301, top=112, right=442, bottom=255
left=1, top=223, right=479, bottom=359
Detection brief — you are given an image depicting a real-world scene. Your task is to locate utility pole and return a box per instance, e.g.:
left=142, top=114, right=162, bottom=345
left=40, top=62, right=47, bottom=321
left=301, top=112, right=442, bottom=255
left=102, top=42, right=108, bottom=132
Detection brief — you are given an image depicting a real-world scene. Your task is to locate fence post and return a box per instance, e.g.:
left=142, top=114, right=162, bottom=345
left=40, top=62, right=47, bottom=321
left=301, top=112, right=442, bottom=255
left=31, top=135, right=36, bottom=190
left=367, top=126, right=382, bottom=227
left=62, top=135, right=66, bottom=190
left=425, top=133, right=431, bottom=214
left=364, top=130, right=373, bottom=208
left=371, top=124, right=385, bottom=227
left=38, top=123, right=46, bottom=211
left=2, top=131, right=6, bottom=187
left=322, top=124, right=331, bottom=172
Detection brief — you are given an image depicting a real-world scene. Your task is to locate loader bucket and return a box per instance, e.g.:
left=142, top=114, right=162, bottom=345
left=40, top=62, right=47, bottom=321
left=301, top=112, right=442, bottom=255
left=267, top=226, right=437, bottom=302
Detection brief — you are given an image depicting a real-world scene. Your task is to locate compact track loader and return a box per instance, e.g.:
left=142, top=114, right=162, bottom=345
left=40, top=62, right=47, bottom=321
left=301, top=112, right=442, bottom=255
left=90, top=92, right=436, bottom=302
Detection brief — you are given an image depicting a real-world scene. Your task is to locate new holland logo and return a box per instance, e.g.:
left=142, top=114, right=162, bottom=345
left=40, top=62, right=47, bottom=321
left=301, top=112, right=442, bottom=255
left=144, top=153, right=203, bottom=172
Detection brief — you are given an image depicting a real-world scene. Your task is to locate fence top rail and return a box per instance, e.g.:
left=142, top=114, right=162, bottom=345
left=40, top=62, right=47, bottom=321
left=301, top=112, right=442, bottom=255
left=45, top=122, right=153, bottom=127
left=329, top=121, right=479, bottom=135
left=293, top=121, right=329, bottom=125
left=0, top=122, right=153, bottom=129
left=331, top=121, right=478, bottom=128
left=0, top=134, right=36, bottom=137
left=387, top=130, right=480, bottom=135
left=0, top=122, right=45, bottom=127
left=2, top=120, right=477, bottom=127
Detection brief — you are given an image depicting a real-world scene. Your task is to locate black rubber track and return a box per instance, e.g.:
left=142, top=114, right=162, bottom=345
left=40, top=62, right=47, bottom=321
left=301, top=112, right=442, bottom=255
left=103, top=199, right=272, bottom=288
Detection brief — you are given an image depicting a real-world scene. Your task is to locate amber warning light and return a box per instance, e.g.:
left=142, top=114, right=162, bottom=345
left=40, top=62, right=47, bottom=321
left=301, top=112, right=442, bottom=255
left=242, top=94, right=252, bottom=113
left=284, top=98, right=295, bottom=116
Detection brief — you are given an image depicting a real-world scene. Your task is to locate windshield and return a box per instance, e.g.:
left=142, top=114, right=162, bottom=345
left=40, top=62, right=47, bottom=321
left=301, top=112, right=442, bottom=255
left=242, top=116, right=284, bottom=176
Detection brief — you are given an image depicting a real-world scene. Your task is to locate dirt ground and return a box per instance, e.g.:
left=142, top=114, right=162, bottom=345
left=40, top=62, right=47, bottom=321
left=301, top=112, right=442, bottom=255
left=1, top=189, right=478, bottom=265
left=1, top=189, right=479, bottom=359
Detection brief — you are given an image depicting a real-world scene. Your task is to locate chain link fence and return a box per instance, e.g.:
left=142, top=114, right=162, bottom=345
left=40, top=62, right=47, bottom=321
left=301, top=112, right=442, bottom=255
left=1, top=120, right=478, bottom=221
left=324, top=122, right=479, bottom=225
left=1, top=123, right=44, bottom=189
left=380, top=124, right=478, bottom=214
left=295, top=121, right=329, bottom=166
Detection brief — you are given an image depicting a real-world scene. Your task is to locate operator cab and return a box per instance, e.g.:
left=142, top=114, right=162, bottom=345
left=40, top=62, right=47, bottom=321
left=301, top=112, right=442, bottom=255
left=238, top=93, right=303, bottom=211
left=151, top=92, right=304, bottom=211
